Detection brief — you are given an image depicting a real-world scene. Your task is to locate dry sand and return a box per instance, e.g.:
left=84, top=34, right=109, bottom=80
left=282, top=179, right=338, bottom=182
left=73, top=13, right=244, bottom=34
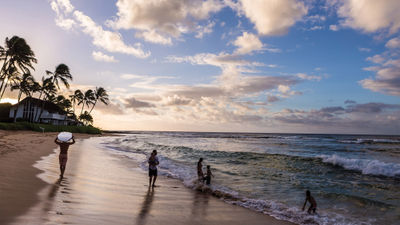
left=0, top=131, right=293, bottom=225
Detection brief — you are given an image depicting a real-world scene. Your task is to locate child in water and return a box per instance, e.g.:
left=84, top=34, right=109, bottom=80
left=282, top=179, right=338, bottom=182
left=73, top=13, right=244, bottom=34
left=204, top=165, right=214, bottom=185
left=302, top=190, right=317, bottom=214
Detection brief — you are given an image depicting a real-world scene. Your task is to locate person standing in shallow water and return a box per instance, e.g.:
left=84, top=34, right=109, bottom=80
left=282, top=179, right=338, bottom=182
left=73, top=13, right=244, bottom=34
left=205, top=165, right=214, bottom=185
left=148, top=150, right=159, bottom=187
left=54, top=136, right=75, bottom=178
left=302, top=190, right=317, bottom=214
left=197, top=158, right=204, bottom=182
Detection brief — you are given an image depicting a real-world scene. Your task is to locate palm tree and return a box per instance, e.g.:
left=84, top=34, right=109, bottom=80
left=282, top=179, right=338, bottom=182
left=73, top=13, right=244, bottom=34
left=0, top=65, right=20, bottom=99
left=0, top=36, right=37, bottom=100
left=89, top=87, right=109, bottom=114
left=46, top=64, right=72, bottom=90
left=78, top=89, right=95, bottom=115
left=10, top=73, right=36, bottom=122
left=36, top=78, right=57, bottom=123
left=69, top=89, right=83, bottom=114
left=79, top=111, right=93, bottom=126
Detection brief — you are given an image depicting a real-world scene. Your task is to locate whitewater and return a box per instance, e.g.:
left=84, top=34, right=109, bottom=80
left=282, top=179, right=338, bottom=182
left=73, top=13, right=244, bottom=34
left=99, top=132, right=400, bottom=225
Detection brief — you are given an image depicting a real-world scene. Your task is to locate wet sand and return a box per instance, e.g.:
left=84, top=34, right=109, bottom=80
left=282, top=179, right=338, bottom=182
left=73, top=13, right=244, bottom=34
left=0, top=132, right=293, bottom=225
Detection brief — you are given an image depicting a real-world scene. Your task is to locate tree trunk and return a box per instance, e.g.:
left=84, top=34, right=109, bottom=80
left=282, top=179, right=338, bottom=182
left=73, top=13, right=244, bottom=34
left=80, top=101, right=85, bottom=115
left=0, top=54, right=9, bottom=99
left=88, top=99, right=97, bottom=115
left=0, top=81, right=8, bottom=99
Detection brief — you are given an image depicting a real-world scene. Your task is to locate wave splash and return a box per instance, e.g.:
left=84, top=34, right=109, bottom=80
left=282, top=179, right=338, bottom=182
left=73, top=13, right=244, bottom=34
left=320, top=154, right=400, bottom=178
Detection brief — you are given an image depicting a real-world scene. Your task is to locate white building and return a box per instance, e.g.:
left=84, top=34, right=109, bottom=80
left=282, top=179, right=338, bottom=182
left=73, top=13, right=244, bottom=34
left=9, top=97, right=76, bottom=125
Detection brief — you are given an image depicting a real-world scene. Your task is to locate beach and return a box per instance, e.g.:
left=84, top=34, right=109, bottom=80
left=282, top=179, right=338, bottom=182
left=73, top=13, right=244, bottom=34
left=0, top=131, right=293, bottom=225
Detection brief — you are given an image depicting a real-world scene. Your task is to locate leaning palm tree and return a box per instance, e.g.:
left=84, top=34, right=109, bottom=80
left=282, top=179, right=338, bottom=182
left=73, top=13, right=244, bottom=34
left=69, top=89, right=83, bottom=114
left=0, top=65, right=20, bottom=99
left=36, top=79, right=57, bottom=123
left=46, top=64, right=72, bottom=90
left=10, top=73, right=36, bottom=122
left=78, top=89, right=95, bottom=115
left=89, top=87, right=109, bottom=114
left=0, top=36, right=37, bottom=100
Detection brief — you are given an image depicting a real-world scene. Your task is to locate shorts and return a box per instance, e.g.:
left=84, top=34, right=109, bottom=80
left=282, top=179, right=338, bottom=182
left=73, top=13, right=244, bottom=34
left=149, top=168, right=157, bottom=177
left=59, top=154, right=68, bottom=167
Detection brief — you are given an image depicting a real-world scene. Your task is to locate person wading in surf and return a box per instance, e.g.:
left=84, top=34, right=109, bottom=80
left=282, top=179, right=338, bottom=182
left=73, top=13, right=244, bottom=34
left=148, top=150, right=159, bottom=187
left=302, top=190, right=317, bottom=214
left=54, top=136, right=75, bottom=178
left=197, top=158, right=204, bottom=182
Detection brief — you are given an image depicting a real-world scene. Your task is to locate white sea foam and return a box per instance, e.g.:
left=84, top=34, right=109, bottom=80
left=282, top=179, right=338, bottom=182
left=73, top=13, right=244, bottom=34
left=320, top=154, right=400, bottom=177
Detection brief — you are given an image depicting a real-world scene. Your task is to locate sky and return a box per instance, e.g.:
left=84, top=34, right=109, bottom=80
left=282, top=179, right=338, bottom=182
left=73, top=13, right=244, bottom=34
left=0, top=0, right=399, bottom=134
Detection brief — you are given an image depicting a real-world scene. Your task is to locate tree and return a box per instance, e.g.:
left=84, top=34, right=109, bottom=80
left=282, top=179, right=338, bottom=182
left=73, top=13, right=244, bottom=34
left=69, top=89, right=83, bottom=114
left=10, top=73, right=36, bottom=122
left=89, top=87, right=109, bottom=114
left=0, top=65, right=20, bottom=99
left=36, top=78, right=57, bottom=123
left=46, top=64, right=72, bottom=90
left=79, top=111, right=93, bottom=126
left=78, top=89, right=95, bottom=115
left=0, top=36, right=37, bottom=101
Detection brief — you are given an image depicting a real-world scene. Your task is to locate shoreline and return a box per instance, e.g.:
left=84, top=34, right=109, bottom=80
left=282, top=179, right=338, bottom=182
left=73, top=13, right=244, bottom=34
left=0, top=130, right=99, bottom=224
left=1, top=132, right=294, bottom=225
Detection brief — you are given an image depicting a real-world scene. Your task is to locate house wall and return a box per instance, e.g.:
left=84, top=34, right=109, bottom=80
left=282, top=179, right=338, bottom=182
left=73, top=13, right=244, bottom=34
left=9, top=102, right=69, bottom=125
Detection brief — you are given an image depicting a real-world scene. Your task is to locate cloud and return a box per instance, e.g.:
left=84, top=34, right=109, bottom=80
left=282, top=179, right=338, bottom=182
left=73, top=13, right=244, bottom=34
left=358, top=47, right=371, bottom=52
left=195, top=21, right=216, bottom=39
left=267, top=95, right=279, bottom=102
left=238, top=0, right=308, bottom=36
left=296, top=73, right=322, bottom=81
left=107, top=0, right=224, bottom=44
left=50, top=0, right=150, bottom=58
left=360, top=51, right=400, bottom=96
left=329, top=24, right=339, bottom=31
left=73, top=11, right=150, bottom=58
left=124, top=97, right=155, bottom=109
left=233, top=32, right=263, bottom=55
left=336, top=0, right=400, bottom=34
left=386, top=37, right=400, bottom=48
left=135, top=30, right=172, bottom=45
left=92, top=51, right=118, bottom=63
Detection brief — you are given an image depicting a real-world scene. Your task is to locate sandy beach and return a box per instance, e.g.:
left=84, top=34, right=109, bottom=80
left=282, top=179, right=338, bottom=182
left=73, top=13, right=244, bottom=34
left=0, top=131, right=293, bottom=225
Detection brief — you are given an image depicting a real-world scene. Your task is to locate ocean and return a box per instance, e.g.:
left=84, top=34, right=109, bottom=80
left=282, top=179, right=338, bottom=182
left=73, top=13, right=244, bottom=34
left=100, top=132, right=400, bottom=225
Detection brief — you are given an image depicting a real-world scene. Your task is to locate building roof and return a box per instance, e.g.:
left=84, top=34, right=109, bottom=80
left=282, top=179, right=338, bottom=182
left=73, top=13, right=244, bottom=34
left=13, top=97, right=67, bottom=115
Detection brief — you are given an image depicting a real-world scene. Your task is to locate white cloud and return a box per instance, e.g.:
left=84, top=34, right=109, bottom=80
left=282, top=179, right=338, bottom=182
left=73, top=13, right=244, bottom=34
left=296, top=73, right=322, bottom=81
left=50, top=0, right=150, bottom=58
left=74, top=11, right=150, bottom=58
left=336, top=0, right=400, bottom=34
left=195, top=22, right=216, bottom=39
left=135, top=30, right=172, bottom=45
left=233, top=32, right=263, bottom=55
left=386, top=37, right=400, bottom=49
left=239, top=0, right=308, bottom=36
left=358, top=47, right=371, bottom=52
left=329, top=24, right=339, bottom=31
left=92, top=51, right=118, bottom=63
left=107, top=0, right=224, bottom=44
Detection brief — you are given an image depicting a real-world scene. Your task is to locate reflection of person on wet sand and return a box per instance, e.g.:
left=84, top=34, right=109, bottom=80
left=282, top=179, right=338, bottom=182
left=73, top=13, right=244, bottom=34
left=136, top=187, right=155, bottom=225
left=54, top=136, right=75, bottom=178
left=302, top=190, right=317, bottom=214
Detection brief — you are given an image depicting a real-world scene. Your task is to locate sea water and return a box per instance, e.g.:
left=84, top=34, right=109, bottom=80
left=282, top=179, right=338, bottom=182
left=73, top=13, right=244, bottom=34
left=100, top=132, right=400, bottom=225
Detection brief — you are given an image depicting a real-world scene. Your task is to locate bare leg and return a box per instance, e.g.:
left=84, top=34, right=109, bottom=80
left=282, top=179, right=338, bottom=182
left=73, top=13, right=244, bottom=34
left=152, top=176, right=157, bottom=187
left=149, top=176, right=152, bottom=186
left=60, top=166, right=65, bottom=178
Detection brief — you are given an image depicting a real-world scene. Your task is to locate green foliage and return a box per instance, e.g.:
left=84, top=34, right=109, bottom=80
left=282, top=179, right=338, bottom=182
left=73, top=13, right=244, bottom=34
left=0, top=122, right=101, bottom=134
